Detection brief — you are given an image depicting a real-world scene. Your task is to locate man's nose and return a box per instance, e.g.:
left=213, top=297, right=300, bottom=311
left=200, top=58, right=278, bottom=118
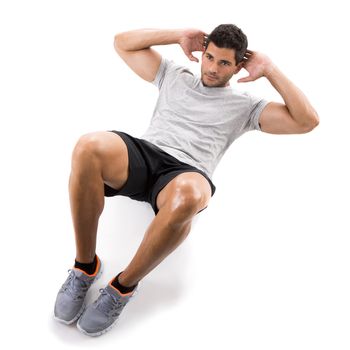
left=209, top=62, right=218, bottom=74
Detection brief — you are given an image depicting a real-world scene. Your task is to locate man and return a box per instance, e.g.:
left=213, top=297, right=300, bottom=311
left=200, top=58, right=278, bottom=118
left=53, top=24, right=319, bottom=336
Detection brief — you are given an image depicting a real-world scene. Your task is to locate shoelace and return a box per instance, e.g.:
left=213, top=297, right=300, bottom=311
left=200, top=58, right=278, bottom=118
left=61, top=269, right=91, bottom=301
left=95, top=288, right=126, bottom=317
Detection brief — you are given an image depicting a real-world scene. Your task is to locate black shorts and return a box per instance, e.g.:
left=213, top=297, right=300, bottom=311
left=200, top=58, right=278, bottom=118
left=103, top=130, right=216, bottom=216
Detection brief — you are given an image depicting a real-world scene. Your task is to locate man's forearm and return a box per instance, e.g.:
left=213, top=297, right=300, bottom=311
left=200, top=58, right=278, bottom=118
left=114, top=28, right=182, bottom=51
left=264, top=65, right=319, bottom=127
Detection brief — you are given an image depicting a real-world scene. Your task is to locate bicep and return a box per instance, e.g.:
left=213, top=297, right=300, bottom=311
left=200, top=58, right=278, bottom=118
left=259, top=102, right=309, bottom=134
left=114, top=43, right=162, bottom=83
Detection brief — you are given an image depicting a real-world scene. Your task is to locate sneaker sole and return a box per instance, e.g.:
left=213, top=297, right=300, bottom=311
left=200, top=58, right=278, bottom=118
left=76, top=282, right=140, bottom=337
left=53, top=259, right=104, bottom=325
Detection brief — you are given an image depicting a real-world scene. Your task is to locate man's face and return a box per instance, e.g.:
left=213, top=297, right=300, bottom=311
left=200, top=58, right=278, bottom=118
left=201, top=42, right=243, bottom=87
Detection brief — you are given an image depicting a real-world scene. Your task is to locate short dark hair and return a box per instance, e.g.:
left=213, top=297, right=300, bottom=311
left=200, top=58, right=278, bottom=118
left=205, top=24, right=248, bottom=65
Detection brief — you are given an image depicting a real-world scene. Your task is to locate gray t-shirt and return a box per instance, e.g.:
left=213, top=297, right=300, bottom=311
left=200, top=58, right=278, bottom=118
left=140, top=56, right=269, bottom=180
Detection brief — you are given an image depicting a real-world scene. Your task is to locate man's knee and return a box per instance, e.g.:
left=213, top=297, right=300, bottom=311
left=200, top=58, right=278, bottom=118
left=71, top=132, right=129, bottom=190
left=165, top=184, right=206, bottom=225
left=72, top=132, right=104, bottom=161
left=72, top=131, right=122, bottom=168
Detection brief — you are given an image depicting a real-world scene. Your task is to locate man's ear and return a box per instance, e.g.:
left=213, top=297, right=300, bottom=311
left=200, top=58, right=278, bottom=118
left=234, top=61, right=244, bottom=74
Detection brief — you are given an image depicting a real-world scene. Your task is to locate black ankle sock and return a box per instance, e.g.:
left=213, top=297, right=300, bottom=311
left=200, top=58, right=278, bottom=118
left=74, top=254, right=97, bottom=275
left=111, top=271, right=137, bottom=294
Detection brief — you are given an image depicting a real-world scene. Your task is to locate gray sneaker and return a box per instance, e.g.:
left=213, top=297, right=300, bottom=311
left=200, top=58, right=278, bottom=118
left=77, top=278, right=140, bottom=336
left=54, top=255, right=103, bottom=324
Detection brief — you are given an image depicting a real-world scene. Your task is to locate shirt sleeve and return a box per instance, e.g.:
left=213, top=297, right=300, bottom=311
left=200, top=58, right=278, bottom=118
left=151, top=56, right=182, bottom=90
left=246, top=93, right=270, bottom=131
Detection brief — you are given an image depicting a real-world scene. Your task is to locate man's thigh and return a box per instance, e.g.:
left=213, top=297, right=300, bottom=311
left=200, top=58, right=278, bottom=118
left=103, top=130, right=149, bottom=201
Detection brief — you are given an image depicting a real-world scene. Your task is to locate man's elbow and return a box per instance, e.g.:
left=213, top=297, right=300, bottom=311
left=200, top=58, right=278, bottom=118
left=113, top=33, right=125, bottom=51
left=300, top=113, right=320, bottom=133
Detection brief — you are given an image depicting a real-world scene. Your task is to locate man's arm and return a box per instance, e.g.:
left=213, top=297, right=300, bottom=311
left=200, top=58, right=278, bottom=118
left=238, top=50, right=319, bottom=134
left=114, top=28, right=207, bottom=82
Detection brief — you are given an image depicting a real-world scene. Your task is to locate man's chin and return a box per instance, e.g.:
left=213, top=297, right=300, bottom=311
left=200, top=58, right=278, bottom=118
left=201, top=77, right=219, bottom=87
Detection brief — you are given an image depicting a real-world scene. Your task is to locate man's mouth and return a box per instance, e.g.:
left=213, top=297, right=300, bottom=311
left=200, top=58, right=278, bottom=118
left=206, top=74, right=217, bottom=80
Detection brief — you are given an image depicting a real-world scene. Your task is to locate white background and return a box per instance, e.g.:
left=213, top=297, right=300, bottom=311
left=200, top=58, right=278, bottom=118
left=1, top=0, right=349, bottom=348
